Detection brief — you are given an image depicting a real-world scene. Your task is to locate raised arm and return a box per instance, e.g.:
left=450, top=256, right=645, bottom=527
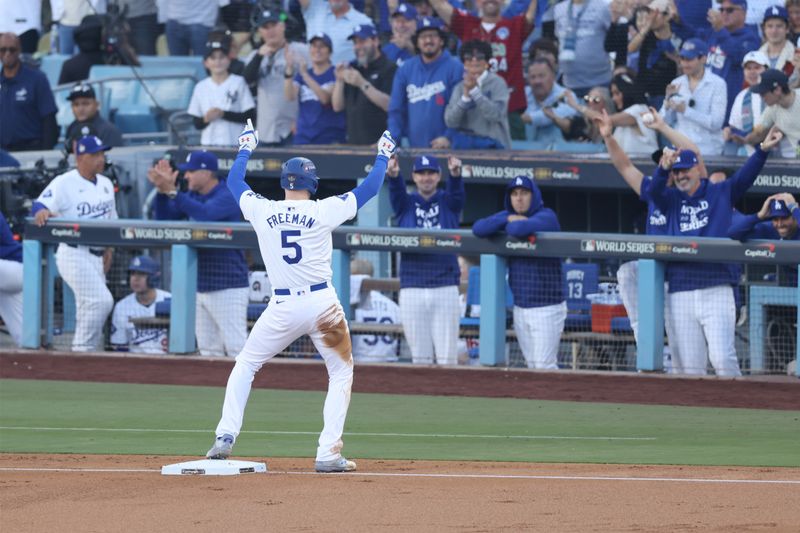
left=226, top=120, right=258, bottom=203
left=643, top=106, right=709, bottom=177
left=429, top=0, right=455, bottom=25
left=524, top=0, right=538, bottom=25
left=351, top=131, right=397, bottom=209
left=595, top=110, right=645, bottom=195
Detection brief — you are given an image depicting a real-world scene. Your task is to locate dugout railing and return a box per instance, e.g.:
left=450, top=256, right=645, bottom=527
left=20, top=219, right=800, bottom=375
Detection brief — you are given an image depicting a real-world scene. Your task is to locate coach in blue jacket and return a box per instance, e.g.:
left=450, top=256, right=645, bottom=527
left=388, top=154, right=465, bottom=365
left=473, top=176, right=566, bottom=370
left=641, top=127, right=783, bottom=377
left=388, top=17, right=463, bottom=148
left=148, top=150, right=249, bottom=357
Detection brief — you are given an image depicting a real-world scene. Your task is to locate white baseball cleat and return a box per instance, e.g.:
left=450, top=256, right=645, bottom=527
left=206, top=434, right=234, bottom=459
left=315, top=457, right=357, bottom=473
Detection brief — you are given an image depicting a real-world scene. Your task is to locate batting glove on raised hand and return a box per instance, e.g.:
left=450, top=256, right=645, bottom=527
left=377, top=130, right=397, bottom=159
left=238, top=119, right=259, bottom=152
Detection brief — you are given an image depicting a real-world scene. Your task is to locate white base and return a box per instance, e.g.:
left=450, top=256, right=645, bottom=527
left=161, top=459, right=268, bottom=476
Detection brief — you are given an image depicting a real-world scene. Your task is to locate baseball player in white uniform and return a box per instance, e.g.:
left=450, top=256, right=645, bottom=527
left=206, top=120, right=397, bottom=472
left=110, top=256, right=171, bottom=354
left=0, top=212, right=24, bottom=346
left=32, top=135, right=117, bottom=352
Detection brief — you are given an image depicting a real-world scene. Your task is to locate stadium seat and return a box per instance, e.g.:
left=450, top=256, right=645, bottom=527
left=563, top=263, right=599, bottom=330
left=137, top=55, right=206, bottom=81
left=40, top=54, right=71, bottom=88
left=511, top=140, right=551, bottom=151
left=139, top=77, right=196, bottom=110
left=113, top=104, right=160, bottom=133
left=552, top=140, right=607, bottom=154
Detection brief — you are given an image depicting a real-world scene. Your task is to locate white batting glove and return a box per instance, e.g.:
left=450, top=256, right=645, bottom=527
left=377, top=130, right=397, bottom=159
left=238, top=119, right=259, bottom=152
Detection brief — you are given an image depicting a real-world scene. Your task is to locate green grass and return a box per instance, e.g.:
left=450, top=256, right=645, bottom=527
left=1, top=379, right=798, bottom=467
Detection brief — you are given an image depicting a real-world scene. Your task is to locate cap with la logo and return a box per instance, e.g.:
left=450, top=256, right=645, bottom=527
left=413, top=154, right=440, bottom=172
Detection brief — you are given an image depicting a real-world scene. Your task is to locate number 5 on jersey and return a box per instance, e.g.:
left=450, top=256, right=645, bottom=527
left=281, top=230, right=302, bottom=264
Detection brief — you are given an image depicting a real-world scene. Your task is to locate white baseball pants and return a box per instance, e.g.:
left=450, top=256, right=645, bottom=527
left=513, top=301, right=567, bottom=369
left=214, top=286, right=354, bottom=462
left=196, top=287, right=249, bottom=356
left=667, top=285, right=741, bottom=377
left=399, top=286, right=461, bottom=365
left=55, top=244, right=113, bottom=352
left=0, top=258, right=24, bottom=346
left=616, top=261, right=682, bottom=371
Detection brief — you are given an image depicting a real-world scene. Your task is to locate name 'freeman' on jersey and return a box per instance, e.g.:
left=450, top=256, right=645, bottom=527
left=266, top=210, right=316, bottom=229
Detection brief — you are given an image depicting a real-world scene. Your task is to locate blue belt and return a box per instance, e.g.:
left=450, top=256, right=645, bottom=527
left=274, top=281, right=328, bottom=296
left=66, top=243, right=104, bottom=257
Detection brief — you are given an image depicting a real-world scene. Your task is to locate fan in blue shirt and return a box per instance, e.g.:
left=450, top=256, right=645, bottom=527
left=285, top=33, right=346, bottom=145
left=387, top=154, right=465, bottom=365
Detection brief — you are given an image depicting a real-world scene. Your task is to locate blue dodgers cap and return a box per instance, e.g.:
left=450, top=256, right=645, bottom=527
left=678, top=38, right=708, bottom=59
left=309, top=32, right=333, bottom=50
left=672, top=149, right=699, bottom=170
left=767, top=199, right=792, bottom=219
left=506, top=175, right=534, bottom=192
left=75, top=135, right=111, bottom=154
left=763, top=5, right=788, bottom=23
left=256, top=9, right=286, bottom=26
left=392, top=3, right=418, bottom=19
left=178, top=150, right=218, bottom=172
left=348, top=24, right=378, bottom=40
left=416, top=16, right=445, bottom=35
left=413, top=154, right=440, bottom=172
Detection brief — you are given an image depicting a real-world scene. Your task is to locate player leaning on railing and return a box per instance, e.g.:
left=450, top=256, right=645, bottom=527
left=205, top=120, right=397, bottom=472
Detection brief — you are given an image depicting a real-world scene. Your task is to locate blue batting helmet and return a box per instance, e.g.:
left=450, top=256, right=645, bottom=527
left=280, top=157, right=319, bottom=195
left=128, top=255, right=161, bottom=289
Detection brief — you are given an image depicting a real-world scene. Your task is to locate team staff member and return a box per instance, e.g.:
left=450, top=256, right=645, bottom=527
left=472, top=176, right=566, bottom=370
left=147, top=150, right=249, bottom=357
left=32, top=136, right=116, bottom=352
left=0, top=32, right=58, bottom=152
left=205, top=121, right=397, bottom=472
left=728, top=193, right=800, bottom=286
left=0, top=212, right=23, bottom=346
left=333, top=24, right=396, bottom=145
left=428, top=0, right=538, bottom=139
left=641, top=127, right=784, bottom=376
left=64, top=83, right=123, bottom=153
left=388, top=154, right=465, bottom=365
left=110, top=256, right=172, bottom=354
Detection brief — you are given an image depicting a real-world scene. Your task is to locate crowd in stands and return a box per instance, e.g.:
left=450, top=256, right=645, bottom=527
left=1, top=0, right=800, bottom=156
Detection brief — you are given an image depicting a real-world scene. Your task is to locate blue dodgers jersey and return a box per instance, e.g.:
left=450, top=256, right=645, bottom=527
left=293, top=66, right=346, bottom=145
left=703, top=25, right=761, bottom=120
left=153, top=182, right=249, bottom=292
left=388, top=51, right=464, bottom=147
left=389, top=175, right=464, bottom=288
left=0, top=64, right=58, bottom=148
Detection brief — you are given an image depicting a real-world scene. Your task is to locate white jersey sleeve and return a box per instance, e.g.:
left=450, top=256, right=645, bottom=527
left=238, top=190, right=274, bottom=222
left=187, top=82, right=203, bottom=118
left=36, top=175, right=68, bottom=214
left=317, top=192, right=358, bottom=229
